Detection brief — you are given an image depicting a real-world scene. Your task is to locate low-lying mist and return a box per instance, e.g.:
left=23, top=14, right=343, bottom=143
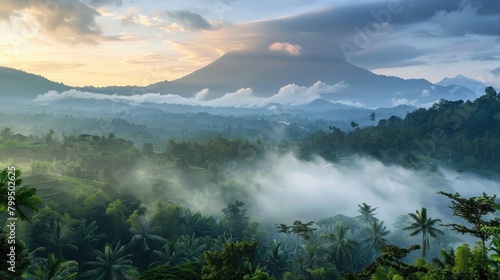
left=137, top=152, right=499, bottom=233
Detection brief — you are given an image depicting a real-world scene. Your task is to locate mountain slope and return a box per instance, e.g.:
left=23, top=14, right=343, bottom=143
left=0, top=67, right=70, bottom=99
left=147, top=51, right=475, bottom=107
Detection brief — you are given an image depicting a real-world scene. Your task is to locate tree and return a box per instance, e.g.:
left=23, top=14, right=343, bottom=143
left=326, top=224, right=359, bottom=271
left=438, top=191, right=500, bottom=265
left=363, top=220, right=390, bottom=255
left=345, top=245, right=426, bottom=280
left=39, top=217, right=78, bottom=259
left=83, top=242, right=135, bottom=280
left=402, top=207, right=444, bottom=258
left=264, top=240, right=292, bottom=280
left=355, top=203, right=379, bottom=225
left=25, top=253, right=78, bottom=280
left=127, top=211, right=165, bottom=252
left=276, top=220, right=316, bottom=272
left=0, top=168, right=42, bottom=221
left=70, top=219, right=107, bottom=270
left=202, top=240, right=258, bottom=280
left=222, top=201, right=249, bottom=239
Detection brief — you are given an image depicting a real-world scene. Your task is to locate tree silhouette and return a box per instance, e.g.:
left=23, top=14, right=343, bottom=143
left=355, top=203, right=379, bottom=225
left=403, top=207, right=444, bottom=258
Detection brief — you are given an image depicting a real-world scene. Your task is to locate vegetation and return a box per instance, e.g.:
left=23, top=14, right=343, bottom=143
left=1, top=89, right=500, bottom=279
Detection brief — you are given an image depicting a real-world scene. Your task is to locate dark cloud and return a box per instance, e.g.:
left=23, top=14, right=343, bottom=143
left=492, top=67, right=500, bottom=76
left=85, top=0, right=122, bottom=7
left=167, top=10, right=214, bottom=30
left=0, top=0, right=118, bottom=44
left=211, top=0, right=500, bottom=67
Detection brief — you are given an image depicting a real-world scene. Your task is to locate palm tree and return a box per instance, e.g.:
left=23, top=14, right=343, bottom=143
left=403, top=207, right=445, bottom=258
left=70, top=219, right=107, bottom=270
left=180, top=233, right=207, bottom=262
left=40, top=218, right=78, bottom=259
left=355, top=203, right=379, bottom=225
left=431, top=247, right=455, bottom=270
left=0, top=168, right=42, bottom=221
left=25, top=253, right=78, bottom=280
left=327, top=224, right=359, bottom=271
left=127, top=214, right=164, bottom=252
left=150, top=238, right=187, bottom=268
left=82, top=242, right=135, bottom=280
left=264, top=240, right=292, bottom=280
left=363, top=220, right=390, bottom=255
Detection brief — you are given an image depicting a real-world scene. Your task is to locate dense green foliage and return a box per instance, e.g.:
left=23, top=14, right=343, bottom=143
left=1, top=90, right=500, bottom=279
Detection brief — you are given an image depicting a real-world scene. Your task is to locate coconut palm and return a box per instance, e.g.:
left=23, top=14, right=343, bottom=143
left=70, top=219, right=107, bottom=270
left=0, top=168, right=42, bottom=221
left=149, top=238, right=187, bottom=268
left=127, top=214, right=164, bottom=252
left=403, top=207, right=445, bottom=258
left=180, top=233, right=207, bottom=262
left=431, top=247, right=455, bottom=270
left=355, top=203, right=379, bottom=225
left=264, top=240, right=292, bottom=280
left=327, top=224, right=359, bottom=271
left=39, top=218, right=78, bottom=259
left=25, top=253, right=78, bottom=280
left=363, top=220, right=390, bottom=255
left=82, top=242, right=135, bottom=280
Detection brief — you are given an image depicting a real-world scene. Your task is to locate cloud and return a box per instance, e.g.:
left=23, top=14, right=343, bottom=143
left=491, top=67, right=500, bottom=76
left=421, top=89, right=430, bottom=96
left=391, top=98, right=418, bottom=107
left=331, top=100, right=366, bottom=108
left=0, top=0, right=119, bottom=44
left=34, top=80, right=349, bottom=108
left=268, top=42, right=303, bottom=56
left=85, top=0, right=122, bottom=7
left=190, top=153, right=500, bottom=229
left=167, top=10, right=214, bottom=30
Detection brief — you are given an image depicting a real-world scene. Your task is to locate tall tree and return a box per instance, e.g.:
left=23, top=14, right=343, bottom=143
left=438, top=191, right=500, bottom=265
left=327, top=224, right=359, bottom=271
left=363, top=220, right=390, bottom=255
left=222, top=201, right=249, bottom=239
left=402, top=207, right=444, bottom=258
left=355, top=203, right=379, bottom=225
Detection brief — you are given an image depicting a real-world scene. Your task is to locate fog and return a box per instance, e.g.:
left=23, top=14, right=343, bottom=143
left=171, top=152, right=499, bottom=231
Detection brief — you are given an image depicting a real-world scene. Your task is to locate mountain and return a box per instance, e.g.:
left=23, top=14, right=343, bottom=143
left=0, top=67, right=69, bottom=99
left=146, top=50, right=476, bottom=108
left=1, top=52, right=478, bottom=108
left=437, top=74, right=485, bottom=95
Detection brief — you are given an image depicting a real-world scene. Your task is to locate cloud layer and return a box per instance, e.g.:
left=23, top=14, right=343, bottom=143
left=34, top=80, right=350, bottom=108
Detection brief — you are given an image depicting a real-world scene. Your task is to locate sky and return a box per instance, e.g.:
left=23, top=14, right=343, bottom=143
left=1, top=0, right=500, bottom=87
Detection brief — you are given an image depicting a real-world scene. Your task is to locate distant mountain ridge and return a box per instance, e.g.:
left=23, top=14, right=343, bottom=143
left=146, top=51, right=477, bottom=107
left=0, top=52, right=482, bottom=108
left=437, top=74, right=486, bottom=95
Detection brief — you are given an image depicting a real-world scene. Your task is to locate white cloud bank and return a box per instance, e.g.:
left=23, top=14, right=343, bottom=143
left=34, top=80, right=350, bottom=108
